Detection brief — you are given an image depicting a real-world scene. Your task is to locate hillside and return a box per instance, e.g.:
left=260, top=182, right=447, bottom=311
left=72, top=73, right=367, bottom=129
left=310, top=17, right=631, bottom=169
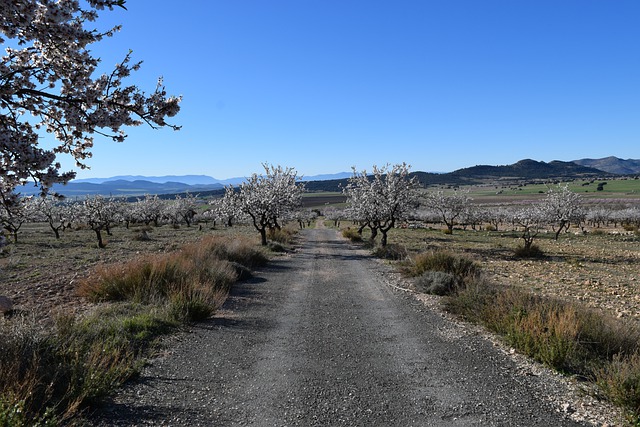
left=572, top=156, right=640, bottom=175
left=306, top=159, right=609, bottom=192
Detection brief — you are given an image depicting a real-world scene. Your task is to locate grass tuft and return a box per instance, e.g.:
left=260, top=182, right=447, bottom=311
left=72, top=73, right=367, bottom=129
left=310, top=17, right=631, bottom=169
left=341, top=228, right=362, bottom=242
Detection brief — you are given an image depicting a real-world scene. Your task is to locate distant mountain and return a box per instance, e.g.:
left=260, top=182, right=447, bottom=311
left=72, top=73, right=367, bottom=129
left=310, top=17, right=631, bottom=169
left=572, top=156, right=640, bottom=175
left=299, top=172, right=351, bottom=181
left=448, top=159, right=605, bottom=180
left=16, top=161, right=613, bottom=197
left=72, top=174, right=245, bottom=186
left=306, top=159, right=610, bottom=192
left=17, top=180, right=225, bottom=198
left=17, top=172, right=353, bottom=197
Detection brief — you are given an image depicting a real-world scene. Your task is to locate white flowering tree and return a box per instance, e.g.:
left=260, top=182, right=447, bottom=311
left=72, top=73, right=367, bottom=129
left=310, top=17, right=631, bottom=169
left=540, top=184, right=584, bottom=240
left=208, top=195, right=239, bottom=227
left=422, top=189, right=472, bottom=234
left=80, top=195, right=122, bottom=248
left=511, top=203, right=546, bottom=253
left=171, top=193, right=199, bottom=227
left=34, top=194, right=69, bottom=238
left=226, top=164, right=304, bottom=245
left=1, top=0, right=181, bottom=203
left=0, top=194, right=30, bottom=242
left=343, top=163, right=420, bottom=246
left=131, top=194, right=164, bottom=226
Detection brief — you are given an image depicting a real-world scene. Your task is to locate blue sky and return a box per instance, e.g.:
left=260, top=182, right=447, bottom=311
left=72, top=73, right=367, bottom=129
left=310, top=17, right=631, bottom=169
left=66, top=0, right=639, bottom=180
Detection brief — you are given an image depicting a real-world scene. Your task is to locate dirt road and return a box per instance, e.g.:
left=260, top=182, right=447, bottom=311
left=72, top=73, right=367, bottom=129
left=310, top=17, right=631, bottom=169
left=95, top=224, right=589, bottom=426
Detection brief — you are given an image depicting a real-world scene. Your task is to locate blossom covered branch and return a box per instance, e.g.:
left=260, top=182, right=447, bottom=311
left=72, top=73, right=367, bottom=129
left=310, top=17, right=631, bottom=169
left=0, top=0, right=181, bottom=197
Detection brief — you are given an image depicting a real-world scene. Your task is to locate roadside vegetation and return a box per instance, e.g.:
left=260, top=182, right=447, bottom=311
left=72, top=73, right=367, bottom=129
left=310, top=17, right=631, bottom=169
left=0, top=231, right=269, bottom=426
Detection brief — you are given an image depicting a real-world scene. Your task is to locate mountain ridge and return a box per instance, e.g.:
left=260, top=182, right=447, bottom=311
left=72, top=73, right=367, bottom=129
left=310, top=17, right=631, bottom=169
left=16, top=158, right=627, bottom=197
left=572, top=156, right=640, bottom=175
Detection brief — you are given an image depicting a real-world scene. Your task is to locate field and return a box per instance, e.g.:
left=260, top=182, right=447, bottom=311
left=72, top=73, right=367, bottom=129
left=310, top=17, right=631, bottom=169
left=373, top=224, right=640, bottom=325
left=439, top=177, right=640, bottom=201
left=0, top=222, right=259, bottom=324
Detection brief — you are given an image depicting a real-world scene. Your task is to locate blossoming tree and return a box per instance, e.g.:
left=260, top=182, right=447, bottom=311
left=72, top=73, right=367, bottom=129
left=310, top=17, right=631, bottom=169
left=224, top=164, right=304, bottom=245
left=0, top=0, right=181, bottom=202
left=343, top=163, right=420, bottom=247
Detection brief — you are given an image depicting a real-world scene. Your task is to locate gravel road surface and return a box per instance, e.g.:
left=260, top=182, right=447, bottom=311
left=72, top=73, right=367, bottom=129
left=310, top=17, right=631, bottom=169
left=94, top=225, right=592, bottom=426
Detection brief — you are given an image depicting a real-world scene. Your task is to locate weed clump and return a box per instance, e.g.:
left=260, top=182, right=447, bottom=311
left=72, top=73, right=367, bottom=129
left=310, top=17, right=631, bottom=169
left=414, top=271, right=457, bottom=296
left=513, top=244, right=545, bottom=258
left=1, top=235, right=269, bottom=424
left=408, top=251, right=482, bottom=296
left=342, top=228, right=362, bottom=242
left=372, top=244, right=408, bottom=260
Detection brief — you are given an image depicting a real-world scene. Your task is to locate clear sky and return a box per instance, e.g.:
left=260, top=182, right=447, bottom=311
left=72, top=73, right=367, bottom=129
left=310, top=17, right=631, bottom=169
left=65, top=0, right=639, bottom=180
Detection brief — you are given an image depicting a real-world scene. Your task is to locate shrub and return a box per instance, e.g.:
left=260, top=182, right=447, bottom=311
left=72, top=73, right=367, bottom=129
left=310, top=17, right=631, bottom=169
left=267, top=227, right=296, bottom=244
left=414, top=271, right=457, bottom=295
left=596, top=352, right=640, bottom=422
left=409, top=251, right=481, bottom=296
left=342, top=228, right=362, bottom=242
left=410, top=251, right=480, bottom=279
left=372, top=243, right=407, bottom=260
left=513, top=244, right=544, bottom=258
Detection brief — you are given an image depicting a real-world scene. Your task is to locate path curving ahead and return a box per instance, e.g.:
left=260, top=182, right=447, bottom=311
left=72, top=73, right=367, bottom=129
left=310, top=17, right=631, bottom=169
left=95, top=223, right=586, bottom=426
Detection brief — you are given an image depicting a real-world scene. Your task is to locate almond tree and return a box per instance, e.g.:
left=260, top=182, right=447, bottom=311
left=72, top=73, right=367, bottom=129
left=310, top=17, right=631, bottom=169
left=511, top=203, right=546, bottom=253
left=1, top=0, right=181, bottom=205
left=81, top=195, right=121, bottom=248
left=132, top=194, right=164, bottom=226
left=34, top=194, right=69, bottom=238
left=172, top=193, right=198, bottom=227
left=226, top=164, right=304, bottom=245
left=0, top=193, right=29, bottom=243
left=423, top=189, right=472, bottom=234
left=540, top=184, right=584, bottom=240
left=343, top=163, right=420, bottom=246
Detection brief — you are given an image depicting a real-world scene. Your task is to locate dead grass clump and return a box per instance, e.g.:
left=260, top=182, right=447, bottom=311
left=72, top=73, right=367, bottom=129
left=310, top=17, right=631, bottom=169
left=372, top=243, right=408, bottom=260
left=78, top=247, right=240, bottom=321
left=267, top=227, right=297, bottom=245
left=341, top=228, right=362, bottom=242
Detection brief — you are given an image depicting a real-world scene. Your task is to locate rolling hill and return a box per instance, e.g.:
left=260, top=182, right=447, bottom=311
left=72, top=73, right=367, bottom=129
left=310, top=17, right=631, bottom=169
left=572, top=156, right=640, bottom=175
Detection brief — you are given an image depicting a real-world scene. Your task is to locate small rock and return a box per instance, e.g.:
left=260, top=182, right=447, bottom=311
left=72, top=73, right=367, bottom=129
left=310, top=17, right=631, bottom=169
left=0, top=295, right=14, bottom=314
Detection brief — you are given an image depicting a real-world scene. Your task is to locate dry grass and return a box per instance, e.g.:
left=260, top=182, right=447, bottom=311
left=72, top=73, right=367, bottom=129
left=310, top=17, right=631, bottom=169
left=0, top=222, right=271, bottom=425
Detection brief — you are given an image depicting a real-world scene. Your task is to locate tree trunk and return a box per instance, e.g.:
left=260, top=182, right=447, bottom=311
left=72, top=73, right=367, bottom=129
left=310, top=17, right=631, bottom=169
left=260, top=228, right=268, bottom=246
left=369, top=226, right=378, bottom=243
left=380, top=230, right=388, bottom=247
left=95, top=229, right=106, bottom=248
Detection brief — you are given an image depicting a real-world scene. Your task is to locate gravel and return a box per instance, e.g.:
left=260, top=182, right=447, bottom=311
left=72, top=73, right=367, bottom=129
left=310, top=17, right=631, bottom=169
left=92, top=225, right=623, bottom=426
